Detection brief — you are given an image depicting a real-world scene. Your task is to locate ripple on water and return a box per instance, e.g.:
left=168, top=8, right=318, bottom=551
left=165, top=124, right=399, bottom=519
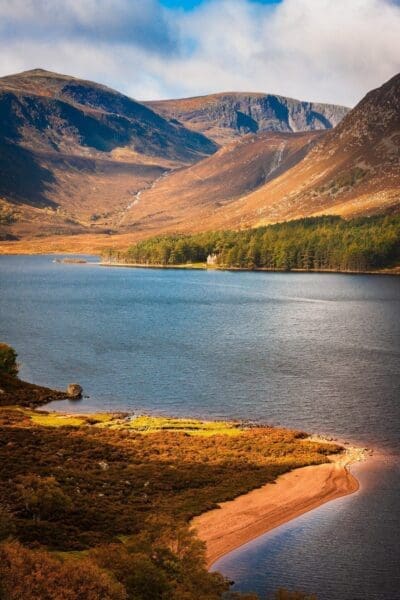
left=0, top=256, right=399, bottom=600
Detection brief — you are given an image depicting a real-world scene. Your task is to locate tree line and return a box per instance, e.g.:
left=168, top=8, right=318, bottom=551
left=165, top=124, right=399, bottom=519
left=105, top=215, right=400, bottom=272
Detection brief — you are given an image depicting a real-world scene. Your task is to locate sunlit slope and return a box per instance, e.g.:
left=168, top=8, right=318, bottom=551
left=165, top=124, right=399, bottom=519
left=227, top=72, right=400, bottom=226
left=135, top=73, right=400, bottom=234
left=0, top=72, right=398, bottom=251
left=120, top=131, right=322, bottom=233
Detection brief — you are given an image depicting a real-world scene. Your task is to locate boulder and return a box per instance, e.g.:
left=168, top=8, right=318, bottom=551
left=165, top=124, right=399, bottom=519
left=66, top=383, right=82, bottom=399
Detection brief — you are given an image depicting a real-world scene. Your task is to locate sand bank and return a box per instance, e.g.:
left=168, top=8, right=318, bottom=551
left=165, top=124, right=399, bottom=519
left=191, top=445, right=366, bottom=568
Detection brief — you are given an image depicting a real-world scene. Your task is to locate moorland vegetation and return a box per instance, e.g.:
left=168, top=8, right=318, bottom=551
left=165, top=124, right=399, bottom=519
left=0, top=343, right=326, bottom=599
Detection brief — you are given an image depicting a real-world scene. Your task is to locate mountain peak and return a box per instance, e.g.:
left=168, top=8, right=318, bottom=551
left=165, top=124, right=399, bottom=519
left=2, top=68, right=76, bottom=81
left=19, top=68, right=58, bottom=76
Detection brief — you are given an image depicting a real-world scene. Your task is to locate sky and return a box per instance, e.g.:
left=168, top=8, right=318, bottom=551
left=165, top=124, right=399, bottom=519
left=0, top=0, right=399, bottom=107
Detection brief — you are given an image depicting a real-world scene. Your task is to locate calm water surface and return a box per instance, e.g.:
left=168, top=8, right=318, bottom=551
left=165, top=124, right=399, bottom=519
left=0, top=256, right=399, bottom=600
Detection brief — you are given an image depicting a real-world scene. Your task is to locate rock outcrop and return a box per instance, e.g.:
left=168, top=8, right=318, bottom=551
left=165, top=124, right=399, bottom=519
left=147, top=92, right=349, bottom=144
left=66, top=383, right=83, bottom=399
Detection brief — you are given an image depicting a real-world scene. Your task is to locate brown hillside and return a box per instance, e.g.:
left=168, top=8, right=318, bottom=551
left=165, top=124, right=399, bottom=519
left=120, top=131, right=323, bottom=233
left=0, top=69, right=217, bottom=240
left=227, top=72, right=400, bottom=227
left=125, top=72, right=400, bottom=236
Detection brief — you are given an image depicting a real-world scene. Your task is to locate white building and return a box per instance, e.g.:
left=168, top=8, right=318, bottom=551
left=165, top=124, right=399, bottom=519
left=207, top=253, right=218, bottom=265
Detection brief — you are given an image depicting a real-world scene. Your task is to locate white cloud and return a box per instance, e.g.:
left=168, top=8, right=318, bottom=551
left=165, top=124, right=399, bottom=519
left=0, top=0, right=176, bottom=51
left=0, top=0, right=399, bottom=106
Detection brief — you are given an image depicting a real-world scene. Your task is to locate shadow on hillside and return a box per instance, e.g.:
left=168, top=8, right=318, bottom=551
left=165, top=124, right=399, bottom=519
left=0, top=141, right=57, bottom=208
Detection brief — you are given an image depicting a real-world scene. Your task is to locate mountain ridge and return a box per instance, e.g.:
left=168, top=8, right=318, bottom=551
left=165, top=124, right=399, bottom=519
left=0, top=69, right=398, bottom=252
left=146, top=92, right=349, bottom=144
left=0, top=68, right=217, bottom=162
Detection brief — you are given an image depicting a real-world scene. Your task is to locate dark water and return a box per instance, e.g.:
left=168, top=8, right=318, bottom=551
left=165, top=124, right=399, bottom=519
left=0, top=255, right=399, bottom=600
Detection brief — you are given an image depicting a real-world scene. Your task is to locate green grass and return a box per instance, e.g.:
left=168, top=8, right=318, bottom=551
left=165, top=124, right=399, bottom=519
left=120, top=415, right=243, bottom=436
left=1, top=407, right=243, bottom=436
left=30, top=412, right=87, bottom=427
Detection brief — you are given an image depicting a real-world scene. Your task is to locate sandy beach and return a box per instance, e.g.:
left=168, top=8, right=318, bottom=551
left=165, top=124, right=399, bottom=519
left=191, top=445, right=366, bottom=568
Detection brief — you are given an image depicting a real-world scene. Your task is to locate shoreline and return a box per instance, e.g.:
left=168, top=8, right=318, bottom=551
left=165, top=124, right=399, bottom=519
left=0, top=382, right=370, bottom=572
left=99, top=261, right=400, bottom=276
left=191, top=443, right=366, bottom=569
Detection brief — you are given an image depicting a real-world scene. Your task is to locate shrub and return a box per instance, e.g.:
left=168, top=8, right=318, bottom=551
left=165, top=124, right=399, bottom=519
left=0, top=344, right=18, bottom=377
left=16, top=475, right=72, bottom=522
left=91, top=545, right=172, bottom=600
left=0, top=540, right=127, bottom=600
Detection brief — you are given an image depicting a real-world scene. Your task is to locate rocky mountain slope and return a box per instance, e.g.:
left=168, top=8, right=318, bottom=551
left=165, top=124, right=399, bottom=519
left=121, top=72, right=399, bottom=236
left=0, top=69, right=217, bottom=163
left=147, top=92, right=349, bottom=144
left=224, top=71, right=400, bottom=227
left=0, top=69, right=217, bottom=239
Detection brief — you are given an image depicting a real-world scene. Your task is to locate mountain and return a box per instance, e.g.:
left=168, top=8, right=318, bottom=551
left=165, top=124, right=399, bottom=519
left=0, top=69, right=217, bottom=164
left=122, top=72, right=400, bottom=235
left=0, top=69, right=217, bottom=239
left=146, top=92, right=349, bottom=144
left=0, top=71, right=398, bottom=252
left=119, top=130, right=323, bottom=233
